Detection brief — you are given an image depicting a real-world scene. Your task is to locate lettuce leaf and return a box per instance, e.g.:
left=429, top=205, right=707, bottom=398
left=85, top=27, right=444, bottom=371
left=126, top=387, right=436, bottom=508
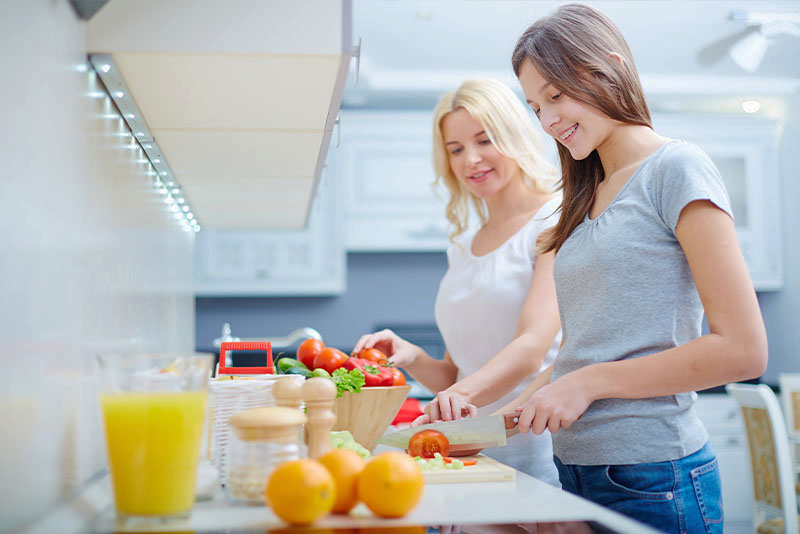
left=331, top=368, right=365, bottom=398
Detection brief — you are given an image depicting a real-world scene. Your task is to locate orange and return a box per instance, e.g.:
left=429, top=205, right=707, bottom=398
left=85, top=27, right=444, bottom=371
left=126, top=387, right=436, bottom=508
left=318, top=448, right=367, bottom=513
left=265, top=459, right=336, bottom=525
left=357, top=451, right=424, bottom=518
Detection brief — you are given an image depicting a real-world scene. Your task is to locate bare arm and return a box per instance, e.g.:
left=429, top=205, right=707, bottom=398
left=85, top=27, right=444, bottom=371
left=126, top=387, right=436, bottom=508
left=414, top=364, right=556, bottom=428
left=451, top=250, right=560, bottom=405
left=517, top=200, right=768, bottom=434
left=426, top=250, right=561, bottom=421
left=404, top=349, right=460, bottom=394
left=492, top=364, right=554, bottom=415
left=353, top=330, right=459, bottom=393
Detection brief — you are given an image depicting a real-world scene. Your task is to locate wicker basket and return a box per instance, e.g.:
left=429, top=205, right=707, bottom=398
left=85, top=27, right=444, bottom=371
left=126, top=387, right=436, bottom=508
left=206, top=340, right=301, bottom=486
left=207, top=374, right=304, bottom=486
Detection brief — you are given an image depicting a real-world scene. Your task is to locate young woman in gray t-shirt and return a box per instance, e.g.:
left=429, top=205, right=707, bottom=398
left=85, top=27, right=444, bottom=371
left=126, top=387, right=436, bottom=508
left=504, top=4, right=768, bottom=533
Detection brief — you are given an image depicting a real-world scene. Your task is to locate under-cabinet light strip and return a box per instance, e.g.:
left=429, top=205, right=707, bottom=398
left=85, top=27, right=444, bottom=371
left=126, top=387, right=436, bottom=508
left=88, top=54, right=200, bottom=233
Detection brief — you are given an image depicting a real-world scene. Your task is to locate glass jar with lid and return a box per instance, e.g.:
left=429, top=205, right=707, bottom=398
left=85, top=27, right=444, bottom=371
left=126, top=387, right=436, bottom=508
left=225, top=406, right=307, bottom=504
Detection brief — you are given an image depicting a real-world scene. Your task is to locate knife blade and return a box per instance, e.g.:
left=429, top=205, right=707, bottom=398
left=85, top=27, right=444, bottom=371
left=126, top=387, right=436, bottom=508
left=376, top=413, right=519, bottom=450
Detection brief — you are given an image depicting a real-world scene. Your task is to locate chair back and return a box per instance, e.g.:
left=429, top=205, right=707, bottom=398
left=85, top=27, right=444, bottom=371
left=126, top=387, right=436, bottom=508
left=779, top=374, right=800, bottom=439
left=726, top=383, right=798, bottom=534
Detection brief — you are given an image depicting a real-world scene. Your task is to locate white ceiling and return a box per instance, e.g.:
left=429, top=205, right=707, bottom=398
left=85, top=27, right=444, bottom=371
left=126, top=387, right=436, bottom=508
left=343, top=0, right=800, bottom=112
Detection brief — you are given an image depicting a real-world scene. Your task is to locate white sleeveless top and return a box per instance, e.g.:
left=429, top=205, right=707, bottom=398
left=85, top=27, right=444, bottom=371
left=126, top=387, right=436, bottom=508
left=435, top=197, right=562, bottom=415
left=434, top=198, right=562, bottom=484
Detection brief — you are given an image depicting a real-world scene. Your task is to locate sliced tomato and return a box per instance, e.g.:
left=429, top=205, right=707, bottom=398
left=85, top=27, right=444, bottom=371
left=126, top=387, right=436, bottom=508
left=408, top=429, right=450, bottom=458
left=443, top=457, right=477, bottom=466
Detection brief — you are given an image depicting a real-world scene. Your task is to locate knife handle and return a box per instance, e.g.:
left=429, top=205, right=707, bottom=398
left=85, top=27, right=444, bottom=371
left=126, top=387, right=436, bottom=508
left=503, top=413, right=520, bottom=429
left=503, top=413, right=520, bottom=439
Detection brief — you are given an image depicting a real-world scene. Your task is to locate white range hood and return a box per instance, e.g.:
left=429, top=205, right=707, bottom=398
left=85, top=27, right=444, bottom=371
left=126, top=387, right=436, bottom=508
left=87, top=0, right=352, bottom=229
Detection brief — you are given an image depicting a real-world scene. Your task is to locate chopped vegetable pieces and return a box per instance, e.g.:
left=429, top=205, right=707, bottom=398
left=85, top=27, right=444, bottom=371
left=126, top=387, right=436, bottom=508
left=411, top=452, right=468, bottom=471
left=443, top=457, right=477, bottom=466
left=330, top=430, right=371, bottom=459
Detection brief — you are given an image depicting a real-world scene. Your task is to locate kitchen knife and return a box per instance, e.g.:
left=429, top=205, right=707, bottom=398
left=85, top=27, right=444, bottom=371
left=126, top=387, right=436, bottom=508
left=376, top=413, right=519, bottom=452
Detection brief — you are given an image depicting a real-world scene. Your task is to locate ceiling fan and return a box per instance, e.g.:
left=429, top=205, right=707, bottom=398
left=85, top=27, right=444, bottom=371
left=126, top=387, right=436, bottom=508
left=697, top=10, right=800, bottom=72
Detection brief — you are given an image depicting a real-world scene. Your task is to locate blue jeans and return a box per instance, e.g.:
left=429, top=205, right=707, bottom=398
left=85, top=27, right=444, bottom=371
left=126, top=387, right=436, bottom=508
left=554, top=442, right=723, bottom=534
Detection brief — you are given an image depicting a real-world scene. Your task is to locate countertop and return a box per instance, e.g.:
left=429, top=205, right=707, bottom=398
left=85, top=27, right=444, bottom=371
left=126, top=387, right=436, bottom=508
left=52, top=466, right=662, bottom=534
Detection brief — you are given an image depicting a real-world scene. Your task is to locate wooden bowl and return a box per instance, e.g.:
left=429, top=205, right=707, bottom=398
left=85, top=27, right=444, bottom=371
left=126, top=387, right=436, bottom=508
left=332, top=385, right=411, bottom=451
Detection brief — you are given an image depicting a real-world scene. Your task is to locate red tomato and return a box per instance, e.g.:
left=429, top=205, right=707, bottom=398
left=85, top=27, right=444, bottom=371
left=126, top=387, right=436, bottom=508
left=408, top=429, right=449, bottom=459
left=357, top=347, right=388, bottom=364
left=313, top=347, right=348, bottom=374
left=390, top=367, right=406, bottom=386
left=297, top=338, right=324, bottom=369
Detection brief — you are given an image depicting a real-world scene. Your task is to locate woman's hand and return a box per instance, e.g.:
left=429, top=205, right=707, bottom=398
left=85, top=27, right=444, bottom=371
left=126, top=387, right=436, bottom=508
left=409, top=393, right=478, bottom=427
left=355, top=335, right=458, bottom=395
left=410, top=412, right=432, bottom=427
left=353, top=329, right=421, bottom=368
left=426, top=389, right=479, bottom=421
left=409, top=391, right=478, bottom=428
left=515, top=369, right=593, bottom=435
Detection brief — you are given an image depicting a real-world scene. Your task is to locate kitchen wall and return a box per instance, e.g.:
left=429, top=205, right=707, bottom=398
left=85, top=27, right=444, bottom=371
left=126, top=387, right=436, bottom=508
left=0, top=1, right=195, bottom=530
left=196, top=93, right=800, bottom=385
left=759, top=91, right=800, bottom=382
left=196, top=252, right=447, bottom=352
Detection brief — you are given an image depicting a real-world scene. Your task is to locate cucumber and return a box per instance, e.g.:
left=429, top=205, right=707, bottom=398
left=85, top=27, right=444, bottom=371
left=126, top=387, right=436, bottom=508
left=284, top=366, right=312, bottom=378
left=277, top=358, right=308, bottom=374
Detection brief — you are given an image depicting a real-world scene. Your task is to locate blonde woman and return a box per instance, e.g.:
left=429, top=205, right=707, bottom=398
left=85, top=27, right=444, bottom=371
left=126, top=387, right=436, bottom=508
left=355, top=79, right=562, bottom=484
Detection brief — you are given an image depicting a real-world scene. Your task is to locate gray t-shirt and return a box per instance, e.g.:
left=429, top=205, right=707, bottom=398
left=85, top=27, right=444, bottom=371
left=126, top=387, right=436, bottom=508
left=552, top=140, right=732, bottom=465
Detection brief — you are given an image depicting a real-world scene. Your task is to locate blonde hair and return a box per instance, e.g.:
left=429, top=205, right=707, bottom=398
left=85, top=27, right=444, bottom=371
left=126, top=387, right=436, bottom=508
left=432, top=78, right=557, bottom=243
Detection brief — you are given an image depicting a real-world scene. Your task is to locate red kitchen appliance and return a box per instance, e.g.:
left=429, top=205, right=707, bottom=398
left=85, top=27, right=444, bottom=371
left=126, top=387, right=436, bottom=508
left=217, top=341, right=273, bottom=376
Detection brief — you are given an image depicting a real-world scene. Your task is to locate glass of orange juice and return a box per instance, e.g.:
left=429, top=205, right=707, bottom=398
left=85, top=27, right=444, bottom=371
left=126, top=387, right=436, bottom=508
left=96, top=352, right=212, bottom=523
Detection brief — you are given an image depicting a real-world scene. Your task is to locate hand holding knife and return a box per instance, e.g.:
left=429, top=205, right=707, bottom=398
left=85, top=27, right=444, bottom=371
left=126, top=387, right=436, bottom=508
left=419, top=389, right=479, bottom=424
left=376, top=412, right=521, bottom=454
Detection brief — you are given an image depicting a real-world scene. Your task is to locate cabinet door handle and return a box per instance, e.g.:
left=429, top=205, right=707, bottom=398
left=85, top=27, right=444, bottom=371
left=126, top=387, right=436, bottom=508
left=352, top=37, right=362, bottom=87
left=335, top=112, right=341, bottom=148
left=726, top=437, right=740, bottom=446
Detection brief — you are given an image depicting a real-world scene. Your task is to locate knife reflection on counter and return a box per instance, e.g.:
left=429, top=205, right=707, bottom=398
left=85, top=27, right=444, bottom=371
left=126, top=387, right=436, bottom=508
left=376, top=413, right=520, bottom=455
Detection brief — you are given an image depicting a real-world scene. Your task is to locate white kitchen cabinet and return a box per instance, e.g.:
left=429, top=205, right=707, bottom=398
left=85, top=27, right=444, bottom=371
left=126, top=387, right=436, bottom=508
left=653, top=114, right=782, bottom=290
left=193, top=167, right=346, bottom=296
left=694, top=393, right=753, bottom=534
left=339, top=111, right=452, bottom=251
left=88, top=0, right=354, bottom=231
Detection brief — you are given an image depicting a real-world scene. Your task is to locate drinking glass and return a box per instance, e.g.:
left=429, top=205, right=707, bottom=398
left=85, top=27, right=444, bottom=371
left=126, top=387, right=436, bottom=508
left=96, top=352, right=212, bottom=522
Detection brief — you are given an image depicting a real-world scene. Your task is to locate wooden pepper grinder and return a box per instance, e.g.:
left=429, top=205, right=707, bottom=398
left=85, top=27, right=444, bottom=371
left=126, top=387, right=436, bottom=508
left=272, top=377, right=304, bottom=410
left=302, top=377, right=337, bottom=458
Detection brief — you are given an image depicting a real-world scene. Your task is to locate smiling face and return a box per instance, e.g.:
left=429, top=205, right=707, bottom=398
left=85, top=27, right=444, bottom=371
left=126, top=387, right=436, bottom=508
left=517, top=59, right=617, bottom=161
left=440, top=107, right=522, bottom=199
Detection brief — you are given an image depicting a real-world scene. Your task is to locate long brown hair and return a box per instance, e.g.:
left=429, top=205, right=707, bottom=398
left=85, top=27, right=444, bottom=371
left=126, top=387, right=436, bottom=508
left=432, top=79, right=557, bottom=244
left=512, top=3, right=652, bottom=253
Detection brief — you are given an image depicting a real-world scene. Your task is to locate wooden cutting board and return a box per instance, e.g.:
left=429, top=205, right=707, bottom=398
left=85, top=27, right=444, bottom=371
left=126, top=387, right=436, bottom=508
left=423, top=454, right=516, bottom=484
